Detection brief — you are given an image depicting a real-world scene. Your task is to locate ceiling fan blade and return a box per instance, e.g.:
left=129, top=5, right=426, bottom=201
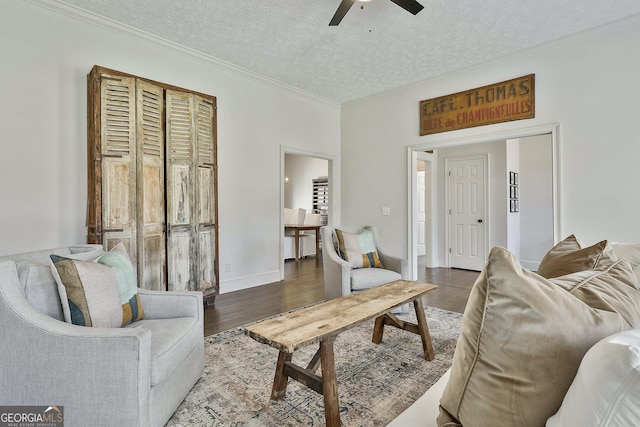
left=329, top=0, right=357, bottom=26
left=389, top=0, right=424, bottom=15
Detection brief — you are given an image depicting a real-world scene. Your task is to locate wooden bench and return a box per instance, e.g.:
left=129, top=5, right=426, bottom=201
left=244, top=280, right=437, bottom=427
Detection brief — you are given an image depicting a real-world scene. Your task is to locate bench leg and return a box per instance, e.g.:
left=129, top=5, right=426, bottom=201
left=271, top=351, right=292, bottom=400
left=414, top=299, right=435, bottom=361
left=320, top=337, right=341, bottom=427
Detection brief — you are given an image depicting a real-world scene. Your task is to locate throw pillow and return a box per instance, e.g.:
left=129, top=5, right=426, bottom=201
left=335, top=229, right=383, bottom=269
left=51, top=255, right=123, bottom=327
left=546, top=329, right=640, bottom=427
left=51, top=243, right=144, bottom=327
left=437, top=247, right=640, bottom=427
left=96, top=243, right=144, bottom=326
left=612, top=242, right=640, bottom=281
left=536, top=234, right=616, bottom=278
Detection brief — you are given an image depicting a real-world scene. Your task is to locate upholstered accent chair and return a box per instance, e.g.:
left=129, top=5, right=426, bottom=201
left=320, top=225, right=409, bottom=300
left=0, top=245, right=204, bottom=427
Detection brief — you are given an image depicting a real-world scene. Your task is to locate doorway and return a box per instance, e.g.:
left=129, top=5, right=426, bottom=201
left=407, top=123, right=561, bottom=280
left=280, top=146, right=338, bottom=279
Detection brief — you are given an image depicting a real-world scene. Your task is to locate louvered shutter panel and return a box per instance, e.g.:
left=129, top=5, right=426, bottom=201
left=166, top=90, right=196, bottom=291
left=88, top=66, right=219, bottom=301
left=99, top=74, right=137, bottom=261
left=194, top=95, right=216, bottom=293
left=136, top=80, right=166, bottom=291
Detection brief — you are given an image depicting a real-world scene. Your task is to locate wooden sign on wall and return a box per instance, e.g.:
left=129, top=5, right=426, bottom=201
left=419, top=74, right=535, bottom=136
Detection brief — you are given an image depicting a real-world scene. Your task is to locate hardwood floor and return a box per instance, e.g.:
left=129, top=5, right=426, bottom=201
left=204, top=256, right=480, bottom=336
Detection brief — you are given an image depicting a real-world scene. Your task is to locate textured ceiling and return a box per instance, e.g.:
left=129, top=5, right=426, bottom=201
left=56, top=0, right=640, bottom=102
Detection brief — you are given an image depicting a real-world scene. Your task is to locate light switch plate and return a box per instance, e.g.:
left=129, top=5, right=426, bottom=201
left=382, top=206, right=391, bottom=216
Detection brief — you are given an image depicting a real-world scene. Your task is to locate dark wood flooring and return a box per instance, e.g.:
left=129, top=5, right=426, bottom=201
left=204, top=257, right=480, bottom=336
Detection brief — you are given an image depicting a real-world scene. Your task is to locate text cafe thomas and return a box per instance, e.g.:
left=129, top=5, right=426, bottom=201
left=419, top=74, right=535, bottom=136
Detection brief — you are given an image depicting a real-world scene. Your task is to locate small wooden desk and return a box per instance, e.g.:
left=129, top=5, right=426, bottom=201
left=284, top=224, right=321, bottom=262
left=245, top=280, right=437, bottom=427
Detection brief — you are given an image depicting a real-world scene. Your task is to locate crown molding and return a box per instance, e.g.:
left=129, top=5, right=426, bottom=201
left=25, top=0, right=341, bottom=108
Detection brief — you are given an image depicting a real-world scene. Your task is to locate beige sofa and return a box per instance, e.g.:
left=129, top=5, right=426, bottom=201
left=0, top=245, right=204, bottom=427
left=389, top=238, right=640, bottom=427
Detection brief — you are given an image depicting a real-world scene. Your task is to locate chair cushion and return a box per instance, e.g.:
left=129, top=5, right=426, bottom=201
left=336, top=228, right=383, bottom=269
left=536, top=234, right=616, bottom=278
left=51, top=243, right=144, bottom=327
left=546, top=329, right=640, bottom=427
left=351, top=267, right=400, bottom=291
left=125, top=317, right=200, bottom=386
left=437, top=247, right=640, bottom=427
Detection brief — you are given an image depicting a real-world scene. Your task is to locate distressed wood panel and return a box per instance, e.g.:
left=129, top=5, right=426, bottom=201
left=166, top=90, right=196, bottom=292
left=99, top=75, right=137, bottom=263
left=198, top=166, right=213, bottom=223
left=136, top=80, right=166, bottom=290
left=198, top=228, right=216, bottom=289
left=142, top=234, right=165, bottom=291
left=168, top=165, right=191, bottom=225
left=194, top=96, right=217, bottom=298
left=167, top=231, right=193, bottom=291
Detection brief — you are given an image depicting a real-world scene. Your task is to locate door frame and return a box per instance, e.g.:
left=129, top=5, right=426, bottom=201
left=280, top=145, right=339, bottom=280
left=407, top=122, right=562, bottom=280
left=444, top=154, right=489, bottom=270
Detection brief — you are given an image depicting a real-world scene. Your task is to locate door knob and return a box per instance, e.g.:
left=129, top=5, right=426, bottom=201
left=477, top=219, right=483, bottom=223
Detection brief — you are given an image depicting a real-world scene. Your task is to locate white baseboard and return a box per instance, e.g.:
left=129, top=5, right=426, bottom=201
left=219, top=270, right=281, bottom=294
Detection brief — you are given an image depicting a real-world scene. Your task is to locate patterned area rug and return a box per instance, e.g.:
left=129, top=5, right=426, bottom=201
left=166, top=306, right=462, bottom=426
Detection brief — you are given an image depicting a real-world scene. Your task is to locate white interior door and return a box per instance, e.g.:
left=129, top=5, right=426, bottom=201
left=448, top=157, right=486, bottom=271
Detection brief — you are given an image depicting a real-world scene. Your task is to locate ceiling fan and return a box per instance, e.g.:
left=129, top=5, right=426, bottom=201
left=329, top=0, right=424, bottom=26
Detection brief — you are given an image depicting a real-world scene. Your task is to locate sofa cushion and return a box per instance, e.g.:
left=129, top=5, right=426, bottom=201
left=536, top=234, right=615, bottom=278
left=546, top=329, right=640, bottom=427
left=437, top=247, right=640, bottom=427
left=350, top=267, right=401, bottom=291
left=125, top=316, right=200, bottom=386
left=336, top=228, right=383, bottom=269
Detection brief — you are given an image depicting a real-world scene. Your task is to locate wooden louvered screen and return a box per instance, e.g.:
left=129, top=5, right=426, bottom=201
left=194, top=96, right=216, bottom=292
left=136, top=80, right=166, bottom=291
left=98, top=75, right=137, bottom=260
left=87, top=66, right=218, bottom=303
left=166, top=90, right=195, bottom=292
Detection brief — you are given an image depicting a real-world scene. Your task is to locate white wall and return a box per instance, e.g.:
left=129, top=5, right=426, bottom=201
left=0, top=1, right=340, bottom=293
left=284, top=154, right=328, bottom=212
left=341, top=15, right=640, bottom=260
left=519, top=134, right=554, bottom=268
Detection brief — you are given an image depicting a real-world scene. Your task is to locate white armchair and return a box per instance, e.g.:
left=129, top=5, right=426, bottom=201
left=0, top=245, right=203, bottom=427
left=320, top=225, right=409, bottom=301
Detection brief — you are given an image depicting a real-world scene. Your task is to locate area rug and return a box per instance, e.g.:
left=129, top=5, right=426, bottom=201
left=166, top=306, right=462, bottom=426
